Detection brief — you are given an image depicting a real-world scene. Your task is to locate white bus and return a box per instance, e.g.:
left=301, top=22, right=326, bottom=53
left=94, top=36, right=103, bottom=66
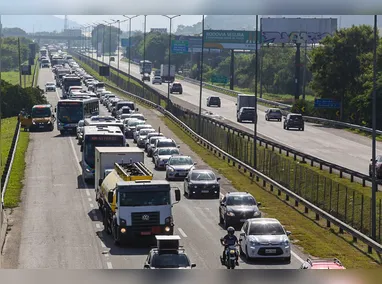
left=84, top=116, right=124, bottom=132
left=80, top=125, right=125, bottom=182
left=56, top=98, right=99, bottom=134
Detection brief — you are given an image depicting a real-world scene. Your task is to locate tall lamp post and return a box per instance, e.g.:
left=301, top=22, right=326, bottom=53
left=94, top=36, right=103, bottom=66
left=254, top=15, right=259, bottom=169
left=371, top=14, right=378, bottom=243
left=104, top=20, right=117, bottom=68
left=198, top=15, right=205, bottom=135
left=143, top=15, right=147, bottom=96
left=93, top=22, right=101, bottom=59
left=123, top=15, right=139, bottom=91
left=163, top=15, right=180, bottom=109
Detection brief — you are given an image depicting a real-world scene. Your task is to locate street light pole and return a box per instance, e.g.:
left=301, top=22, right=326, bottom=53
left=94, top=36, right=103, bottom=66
left=371, top=14, right=378, bottom=242
left=102, top=24, right=105, bottom=63
left=143, top=15, right=147, bottom=96
left=254, top=15, right=259, bottom=169
left=198, top=15, right=205, bottom=135
left=117, top=20, right=120, bottom=80
left=123, top=15, right=139, bottom=91
left=163, top=15, right=180, bottom=109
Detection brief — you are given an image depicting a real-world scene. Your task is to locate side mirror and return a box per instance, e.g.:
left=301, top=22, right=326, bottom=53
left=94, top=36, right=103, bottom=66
left=193, top=162, right=197, bottom=165
left=175, top=189, right=181, bottom=201
left=217, top=177, right=221, bottom=181
left=80, top=145, right=83, bottom=152
left=191, top=263, right=196, bottom=268
left=136, top=108, right=139, bottom=111
left=177, top=145, right=180, bottom=148
left=240, top=232, right=245, bottom=237
left=99, top=179, right=103, bottom=186
left=257, top=202, right=261, bottom=206
left=54, top=107, right=57, bottom=112
left=107, top=192, right=113, bottom=203
left=286, top=231, right=291, bottom=236
left=144, top=264, right=150, bottom=269
left=220, top=202, right=225, bottom=206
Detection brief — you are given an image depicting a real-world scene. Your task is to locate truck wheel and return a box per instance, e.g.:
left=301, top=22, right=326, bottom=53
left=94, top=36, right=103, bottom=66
left=60, top=130, right=65, bottom=135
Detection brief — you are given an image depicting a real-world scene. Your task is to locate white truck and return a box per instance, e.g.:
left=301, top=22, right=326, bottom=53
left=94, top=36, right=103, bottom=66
left=160, top=64, right=175, bottom=83
left=95, top=147, right=145, bottom=192
left=139, top=60, right=152, bottom=74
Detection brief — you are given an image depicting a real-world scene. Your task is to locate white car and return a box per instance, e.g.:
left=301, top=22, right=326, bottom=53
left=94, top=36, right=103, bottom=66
left=239, top=218, right=291, bottom=262
left=45, top=82, right=56, bottom=92
left=152, top=76, right=162, bottom=84
left=133, top=124, right=153, bottom=143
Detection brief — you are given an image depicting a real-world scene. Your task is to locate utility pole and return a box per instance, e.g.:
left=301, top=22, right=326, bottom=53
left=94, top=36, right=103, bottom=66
left=253, top=15, right=259, bottom=169
left=371, top=14, right=378, bottom=243
left=163, top=15, right=180, bottom=109
left=198, top=15, right=205, bottom=135
left=123, top=15, right=139, bottom=91
left=143, top=15, right=147, bottom=96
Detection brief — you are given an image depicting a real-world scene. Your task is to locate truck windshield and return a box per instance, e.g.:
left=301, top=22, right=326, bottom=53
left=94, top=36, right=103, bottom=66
left=31, top=107, right=51, bottom=118
left=57, top=103, right=83, bottom=123
left=119, top=191, right=170, bottom=206
left=84, top=135, right=124, bottom=168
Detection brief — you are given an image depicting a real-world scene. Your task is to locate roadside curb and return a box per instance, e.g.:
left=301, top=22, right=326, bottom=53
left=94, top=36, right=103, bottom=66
left=0, top=209, right=8, bottom=268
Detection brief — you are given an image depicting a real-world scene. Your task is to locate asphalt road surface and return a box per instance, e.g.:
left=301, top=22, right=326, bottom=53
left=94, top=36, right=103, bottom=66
left=93, top=53, right=382, bottom=178
left=10, top=66, right=306, bottom=269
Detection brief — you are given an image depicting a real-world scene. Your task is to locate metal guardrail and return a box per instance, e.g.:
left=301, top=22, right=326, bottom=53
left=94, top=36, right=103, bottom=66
left=79, top=52, right=380, bottom=187
left=97, top=79, right=382, bottom=255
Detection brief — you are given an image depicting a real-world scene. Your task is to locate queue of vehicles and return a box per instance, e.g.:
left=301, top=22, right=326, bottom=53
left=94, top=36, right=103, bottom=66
left=34, top=50, right=343, bottom=269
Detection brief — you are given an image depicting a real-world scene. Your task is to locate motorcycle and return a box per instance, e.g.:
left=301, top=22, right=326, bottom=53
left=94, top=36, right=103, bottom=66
left=220, top=245, right=239, bottom=269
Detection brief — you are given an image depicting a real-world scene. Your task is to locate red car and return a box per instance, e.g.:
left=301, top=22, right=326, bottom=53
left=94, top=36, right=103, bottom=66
left=300, top=258, right=346, bottom=269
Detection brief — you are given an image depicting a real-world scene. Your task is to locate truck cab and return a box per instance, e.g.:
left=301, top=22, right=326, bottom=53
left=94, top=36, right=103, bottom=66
left=29, top=104, right=55, bottom=131
left=98, top=163, right=181, bottom=245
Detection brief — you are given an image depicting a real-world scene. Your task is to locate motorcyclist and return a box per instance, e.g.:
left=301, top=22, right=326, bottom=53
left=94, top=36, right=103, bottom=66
left=220, top=226, right=239, bottom=265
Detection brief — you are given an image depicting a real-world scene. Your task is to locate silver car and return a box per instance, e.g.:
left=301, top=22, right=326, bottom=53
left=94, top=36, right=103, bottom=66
left=124, top=119, right=146, bottom=138
left=144, top=132, right=164, bottom=152
left=136, top=128, right=156, bottom=148
left=133, top=124, right=153, bottom=143
left=152, top=147, right=180, bottom=170
left=152, top=75, right=162, bottom=84
left=166, top=155, right=196, bottom=181
left=265, top=108, right=282, bottom=121
left=147, top=136, right=166, bottom=157
left=239, top=218, right=291, bottom=262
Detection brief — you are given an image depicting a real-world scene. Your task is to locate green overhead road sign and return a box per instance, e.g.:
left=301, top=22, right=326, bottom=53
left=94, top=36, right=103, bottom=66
left=211, top=74, right=228, bottom=84
left=203, top=30, right=262, bottom=50
left=171, top=40, right=189, bottom=54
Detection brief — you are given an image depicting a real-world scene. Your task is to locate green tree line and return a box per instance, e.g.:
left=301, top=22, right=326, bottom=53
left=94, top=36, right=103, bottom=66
left=0, top=36, right=36, bottom=71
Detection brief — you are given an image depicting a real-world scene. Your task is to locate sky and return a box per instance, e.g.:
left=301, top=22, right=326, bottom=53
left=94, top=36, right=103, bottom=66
left=55, top=15, right=202, bottom=32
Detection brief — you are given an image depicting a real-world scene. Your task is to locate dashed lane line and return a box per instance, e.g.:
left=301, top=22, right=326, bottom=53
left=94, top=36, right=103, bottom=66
left=178, top=228, right=188, bottom=238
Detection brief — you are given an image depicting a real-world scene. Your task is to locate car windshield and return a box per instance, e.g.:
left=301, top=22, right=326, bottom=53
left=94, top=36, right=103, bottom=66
left=243, top=108, right=255, bottom=112
left=169, top=157, right=193, bottom=166
left=210, top=97, right=219, bottom=102
left=269, top=109, right=281, bottom=113
left=248, top=222, right=285, bottom=236
left=158, top=148, right=179, bottom=155
left=121, top=108, right=131, bottom=114
left=128, top=120, right=145, bottom=126
left=226, top=195, right=256, bottom=206
left=139, top=129, right=154, bottom=136
left=158, top=141, right=176, bottom=148
left=151, top=254, right=190, bottom=268
left=31, top=107, right=51, bottom=118
left=131, top=115, right=145, bottom=120
left=173, top=84, right=181, bottom=87
left=290, top=115, right=302, bottom=120
left=150, top=137, right=162, bottom=145
left=190, top=172, right=215, bottom=181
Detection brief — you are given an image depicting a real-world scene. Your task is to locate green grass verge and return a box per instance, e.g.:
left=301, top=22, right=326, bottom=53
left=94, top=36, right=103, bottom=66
left=346, top=128, right=382, bottom=142
left=1, top=55, right=39, bottom=86
left=0, top=117, right=18, bottom=178
left=3, top=131, right=29, bottom=208
left=161, top=116, right=381, bottom=269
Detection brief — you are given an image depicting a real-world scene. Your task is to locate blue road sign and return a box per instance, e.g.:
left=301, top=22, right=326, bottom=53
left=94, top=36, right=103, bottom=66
left=121, top=38, right=129, bottom=47
left=171, top=40, right=189, bottom=54
left=314, top=99, right=341, bottom=109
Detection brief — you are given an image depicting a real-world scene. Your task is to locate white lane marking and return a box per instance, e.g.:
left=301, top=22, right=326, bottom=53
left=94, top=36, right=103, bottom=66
left=96, top=224, right=101, bottom=229
left=86, top=190, right=90, bottom=196
left=90, top=203, right=94, bottom=208
left=106, top=262, right=113, bottom=269
left=178, top=228, right=187, bottom=238
left=291, top=250, right=305, bottom=264
left=88, top=198, right=92, bottom=202
left=100, top=241, right=106, bottom=248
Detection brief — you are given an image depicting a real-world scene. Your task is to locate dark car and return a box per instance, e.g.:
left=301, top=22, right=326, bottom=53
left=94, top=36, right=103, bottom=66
left=283, top=113, right=304, bottom=131
left=265, top=108, right=282, bottom=121
left=207, top=96, right=221, bottom=107
left=219, top=192, right=261, bottom=229
left=369, top=155, right=382, bottom=179
left=237, top=107, right=255, bottom=123
left=183, top=169, right=221, bottom=199
left=144, top=236, right=196, bottom=269
left=170, top=82, right=183, bottom=94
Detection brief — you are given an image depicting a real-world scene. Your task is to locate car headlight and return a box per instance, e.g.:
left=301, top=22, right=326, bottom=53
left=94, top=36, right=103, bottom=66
left=47, top=121, right=51, bottom=124
left=167, top=167, right=174, bottom=172
left=226, top=211, right=235, bottom=216
left=32, top=121, right=36, bottom=124
left=282, top=240, right=290, bottom=246
left=250, top=241, right=259, bottom=247
left=253, top=211, right=261, bottom=217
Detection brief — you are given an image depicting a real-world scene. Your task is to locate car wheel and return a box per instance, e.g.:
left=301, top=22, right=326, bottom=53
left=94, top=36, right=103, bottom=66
left=265, top=117, right=268, bottom=121
left=301, top=127, right=304, bottom=131
left=219, top=212, right=224, bottom=224
left=245, top=246, right=251, bottom=261
left=284, top=256, right=291, bottom=263
left=224, top=218, right=230, bottom=229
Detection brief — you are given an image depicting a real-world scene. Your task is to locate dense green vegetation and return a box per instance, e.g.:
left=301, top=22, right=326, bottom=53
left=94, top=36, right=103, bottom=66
left=0, top=36, right=36, bottom=71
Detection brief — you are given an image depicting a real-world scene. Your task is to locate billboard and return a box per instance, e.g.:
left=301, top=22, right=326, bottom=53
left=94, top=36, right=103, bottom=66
left=203, top=30, right=262, bottom=50
left=150, top=28, right=167, bottom=34
left=174, top=35, right=222, bottom=53
left=261, top=18, right=337, bottom=44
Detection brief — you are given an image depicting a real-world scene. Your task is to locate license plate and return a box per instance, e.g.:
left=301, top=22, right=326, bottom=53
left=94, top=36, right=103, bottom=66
left=179, top=172, right=187, bottom=176
left=39, top=125, right=44, bottom=128
left=265, top=249, right=276, bottom=254
left=201, top=190, right=209, bottom=193
left=141, top=232, right=151, bottom=236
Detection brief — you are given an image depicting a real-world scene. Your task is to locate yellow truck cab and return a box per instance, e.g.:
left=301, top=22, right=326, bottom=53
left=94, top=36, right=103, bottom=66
left=98, top=162, right=181, bottom=245
left=30, top=104, right=55, bottom=131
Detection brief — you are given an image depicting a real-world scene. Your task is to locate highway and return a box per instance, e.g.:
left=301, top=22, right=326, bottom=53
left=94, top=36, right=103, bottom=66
left=92, top=53, right=382, bottom=178
left=9, top=65, right=306, bottom=269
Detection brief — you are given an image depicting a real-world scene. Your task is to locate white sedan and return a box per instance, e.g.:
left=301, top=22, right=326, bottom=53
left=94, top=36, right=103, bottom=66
left=239, top=218, right=291, bottom=262
left=45, top=82, right=56, bottom=92
left=152, top=75, right=162, bottom=85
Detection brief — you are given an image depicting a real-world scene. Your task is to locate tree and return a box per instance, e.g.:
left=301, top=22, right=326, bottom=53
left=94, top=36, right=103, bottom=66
left=91, top=24, right=121, bottom=54
left=2, top=27, right=27, bottom=37
left=0, top=37, right=35, bottom=71
left=309, top=25, right=377, bottom=121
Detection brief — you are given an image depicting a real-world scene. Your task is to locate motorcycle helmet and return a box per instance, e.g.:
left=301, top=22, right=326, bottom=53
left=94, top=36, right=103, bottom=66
left=227, top=226, right=235, bottom=235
